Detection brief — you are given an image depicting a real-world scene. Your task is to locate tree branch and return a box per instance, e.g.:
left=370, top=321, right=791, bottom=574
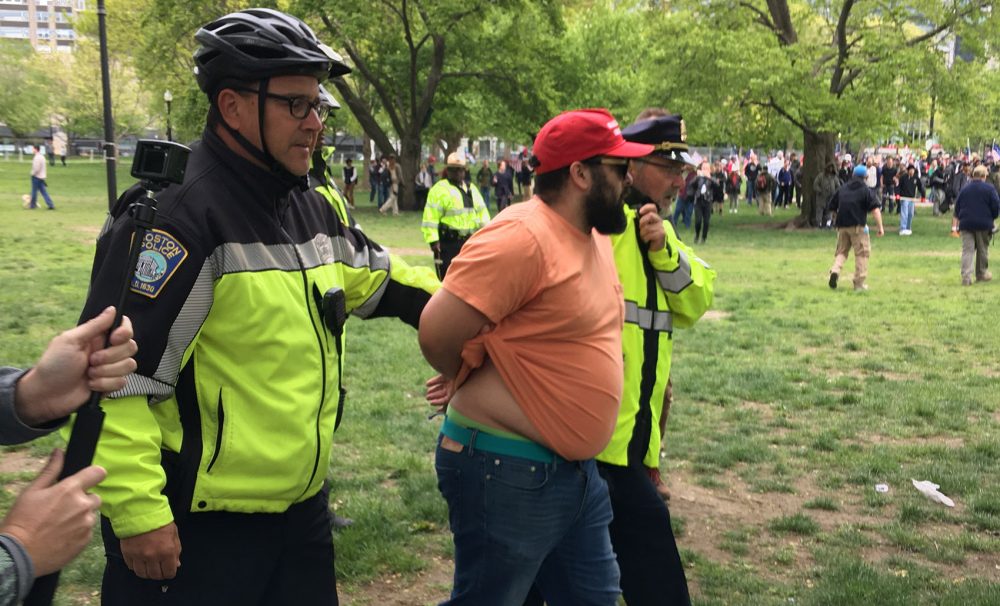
left=440, top=70, right=504, bottom=80
left=765, top=0, right=798, bottom=44
left=442, top=7, right=482, bottom=36
left=742, top=95, right=814, bottom=135
left=329, top=77, right=394, bottom=156
left=739, top=1, right=777, bottom=32
left=907, top=0, right=991, bottom=46
left=836, top=67, right=864, bottom=94
left=320, top=11, right=405, bottom=137
left=829, top=0, right=856, bottom=95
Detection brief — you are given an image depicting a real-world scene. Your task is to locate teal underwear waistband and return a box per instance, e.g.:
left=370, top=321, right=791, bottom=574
left=441, top=416, right=557, bottom=464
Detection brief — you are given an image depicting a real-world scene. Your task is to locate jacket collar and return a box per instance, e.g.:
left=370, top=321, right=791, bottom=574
left=202, top=126, right=309, bottom=204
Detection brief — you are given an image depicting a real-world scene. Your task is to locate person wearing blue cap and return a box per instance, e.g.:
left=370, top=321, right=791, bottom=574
left=827, top=164, right=884, bottom=291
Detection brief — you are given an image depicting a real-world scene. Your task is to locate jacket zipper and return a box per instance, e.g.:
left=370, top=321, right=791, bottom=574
left=274, top=201, right=327, bottom=499
left=206, top=388, right=225, bottom=473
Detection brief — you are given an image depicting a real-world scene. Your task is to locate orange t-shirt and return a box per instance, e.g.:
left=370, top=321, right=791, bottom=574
left=442, top=198, right=625, bottom=460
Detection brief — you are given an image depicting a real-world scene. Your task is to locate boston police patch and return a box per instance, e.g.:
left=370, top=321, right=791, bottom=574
left=130, top=229, right=188, bottom=299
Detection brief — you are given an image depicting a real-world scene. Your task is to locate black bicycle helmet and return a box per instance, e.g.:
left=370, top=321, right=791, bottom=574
left=193, top=8, right=350, bottom=96
left=318, top=83, right=341, bottom=111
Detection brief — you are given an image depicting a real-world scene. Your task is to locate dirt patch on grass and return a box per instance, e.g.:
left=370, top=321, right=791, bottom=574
left=854, top=433, right=966, bottom=449
left=70, top=224, right=102, bottom=245
left=345, top=553, right=452, bottom=605
left=0, top=449, right=45, bottom=474
left=702, top=310, right=730, bottom=321
left=739, top=221, right=788, bottom=230
left=665, top=467, right=993, bottom=585
left=740, top=400, right=776, bottom=421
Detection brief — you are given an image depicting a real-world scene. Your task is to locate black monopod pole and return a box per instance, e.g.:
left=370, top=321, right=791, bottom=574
left=23, top=194, right=159, bottom=606
left=23, top=2, right=121, bottom=602
left=98, top=0, right=117, bottom=212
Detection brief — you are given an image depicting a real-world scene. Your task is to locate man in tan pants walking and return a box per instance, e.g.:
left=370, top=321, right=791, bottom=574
left=828, top=165, right=884, bottom=291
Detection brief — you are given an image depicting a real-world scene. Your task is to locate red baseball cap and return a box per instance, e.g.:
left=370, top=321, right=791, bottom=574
left=532, top=108, right=654, bottom=175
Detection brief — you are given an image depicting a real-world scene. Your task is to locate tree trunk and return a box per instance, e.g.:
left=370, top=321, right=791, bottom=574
left=442, top=133, right=463, bottom=159
left=398, top=133, right=421, bottom=211
left=361, top=132, right=371, bottom=194
left=797, top=130, right=837, bottom=227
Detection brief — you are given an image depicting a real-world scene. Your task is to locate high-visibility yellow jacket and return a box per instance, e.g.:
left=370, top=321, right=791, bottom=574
left=76, top=130, right=437, bottom=539
left=597, top=205, right=716, bottom=469
left=421, top=178, right=490, bottom=244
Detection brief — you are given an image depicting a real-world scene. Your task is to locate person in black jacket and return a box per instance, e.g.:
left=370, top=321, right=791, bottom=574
left=81, top=10, right=437, bottom=605
left=895, top=164, right=926, bottom=235
left=711, top=160, right=726, bottom=215
left=688, top=161, right=715, bottom=243
left=952, top=165, right=1000, bottom=285
left=744, top=154, right=760, bottom=207
left=880, top=156, right=898, bottom=214
left=928, top=158, right=948, bottom=216
left=827, top=165, right=884, bottom=291
left=492, top=159, right=515, bottom=212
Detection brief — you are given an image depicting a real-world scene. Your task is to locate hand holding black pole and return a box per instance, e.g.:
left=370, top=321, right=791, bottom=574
left=25, top=140, right=190, bottom=606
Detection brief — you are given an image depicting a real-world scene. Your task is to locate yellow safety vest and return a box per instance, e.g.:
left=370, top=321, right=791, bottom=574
left=597, top=205, right=717, bottom=468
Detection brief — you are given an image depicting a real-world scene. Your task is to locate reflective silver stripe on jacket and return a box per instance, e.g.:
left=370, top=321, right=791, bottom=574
left=210, top=233, right=389, bottom=275
left=655, top=250, right=693, bottom=293
left=624, top=301, right=673, bottom=332
left=442, top=206, right=481, bottom=217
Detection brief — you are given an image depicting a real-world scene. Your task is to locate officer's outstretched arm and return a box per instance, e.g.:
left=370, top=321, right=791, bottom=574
left=338, top=223, right=439, bottom=329
left=649, top=219, right=716, bottom=328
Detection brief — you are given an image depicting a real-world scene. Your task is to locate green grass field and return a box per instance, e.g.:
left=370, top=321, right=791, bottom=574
left=1, top=159, right=998, bottom=605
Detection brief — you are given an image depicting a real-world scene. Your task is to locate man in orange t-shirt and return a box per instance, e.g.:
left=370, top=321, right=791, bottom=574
left=419, top=109, right=652, bottom=605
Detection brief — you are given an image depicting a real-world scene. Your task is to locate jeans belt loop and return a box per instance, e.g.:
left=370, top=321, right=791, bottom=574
left=467, top=428, right=479, bottom=457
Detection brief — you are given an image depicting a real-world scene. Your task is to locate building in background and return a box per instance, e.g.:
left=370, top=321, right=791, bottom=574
left=0, top=0, right=85, bottom=53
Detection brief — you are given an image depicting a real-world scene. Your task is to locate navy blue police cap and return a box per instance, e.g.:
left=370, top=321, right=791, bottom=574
left=621, top=114, right=697, bottom=166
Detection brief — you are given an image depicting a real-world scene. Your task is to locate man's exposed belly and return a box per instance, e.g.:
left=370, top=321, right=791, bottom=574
left=449, top=358, right=548, bottom=447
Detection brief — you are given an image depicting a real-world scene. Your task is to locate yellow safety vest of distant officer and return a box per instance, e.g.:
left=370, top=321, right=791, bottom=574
left=421, top=152, right=490, bottom=278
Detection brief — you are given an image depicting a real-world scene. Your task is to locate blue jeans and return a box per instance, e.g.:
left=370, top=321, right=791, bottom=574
left=30, top=176, right=54, bottom=209
left=435, top=435, right=620, bottom=606
left=480, top=186, right=491, bottom=211
left=899, top=199, right=914, bottom=231
left=672, top=198, right=693, bottom=229
left=745, top=179, right=756, bottom=205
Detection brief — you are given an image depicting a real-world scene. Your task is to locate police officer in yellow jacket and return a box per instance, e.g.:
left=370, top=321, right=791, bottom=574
left=311, top=85, right=358, bottom=229
left=601, top=111, right=715, bottom=605
left=77, top=10, right=437, bottom=605
left=421, top=152, right=490, bottom=278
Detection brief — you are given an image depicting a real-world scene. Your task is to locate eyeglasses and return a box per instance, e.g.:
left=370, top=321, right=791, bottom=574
left=583, top=156, right=630, bottom=180
left=634, top=158, right=693, bottom=179
left=234, top=88, right=329, bottom=122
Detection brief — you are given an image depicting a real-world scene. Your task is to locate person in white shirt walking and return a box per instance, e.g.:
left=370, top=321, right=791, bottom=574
left=29, top=145, right=56, bottom=210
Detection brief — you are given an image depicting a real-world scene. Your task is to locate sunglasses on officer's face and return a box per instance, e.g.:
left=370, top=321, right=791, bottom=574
left=583, top=156, right=630, bottom=180
left=634, top=158, right=693, bottom=179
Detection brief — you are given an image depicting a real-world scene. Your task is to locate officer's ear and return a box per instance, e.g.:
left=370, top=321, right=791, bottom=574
left=216, top=88, right=252, bottom=132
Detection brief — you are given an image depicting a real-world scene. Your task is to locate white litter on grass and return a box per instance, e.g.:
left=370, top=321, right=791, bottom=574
left=875, top=483, right=889, bottom=493
left=911, top=479, right=955, bottom=507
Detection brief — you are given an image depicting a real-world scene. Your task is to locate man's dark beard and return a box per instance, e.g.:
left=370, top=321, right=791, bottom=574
left=585, top=168, right=628, bottom=235
left=446, top=168, right=465, bottom=187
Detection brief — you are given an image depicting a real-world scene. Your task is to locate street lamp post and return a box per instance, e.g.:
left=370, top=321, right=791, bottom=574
left=164, top=90, right=173, bottom=142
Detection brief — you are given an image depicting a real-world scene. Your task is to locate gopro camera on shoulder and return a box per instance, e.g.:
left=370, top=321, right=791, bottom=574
left=131, top=139, right=190, bottom=188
